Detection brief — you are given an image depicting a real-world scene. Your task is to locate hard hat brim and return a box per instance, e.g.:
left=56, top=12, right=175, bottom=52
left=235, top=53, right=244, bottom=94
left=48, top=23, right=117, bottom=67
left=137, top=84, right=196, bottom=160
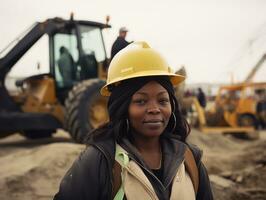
left=100, top=73, right=185, bottom=96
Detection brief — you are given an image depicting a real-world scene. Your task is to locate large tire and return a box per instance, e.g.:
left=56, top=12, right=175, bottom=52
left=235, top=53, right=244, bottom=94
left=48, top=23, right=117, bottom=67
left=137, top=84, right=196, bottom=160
left=232, top=114, right=259, bottom=140
left=237, top=114, right=257, bottom=127
left=64, top=79, right=109, bottom=143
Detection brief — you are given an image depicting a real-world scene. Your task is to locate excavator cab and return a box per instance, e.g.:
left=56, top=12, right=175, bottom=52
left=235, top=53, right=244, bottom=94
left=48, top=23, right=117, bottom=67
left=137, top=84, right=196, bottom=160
left=51, top=22, right=108, bottom=102
left=0, top=16, right=110, bottom=142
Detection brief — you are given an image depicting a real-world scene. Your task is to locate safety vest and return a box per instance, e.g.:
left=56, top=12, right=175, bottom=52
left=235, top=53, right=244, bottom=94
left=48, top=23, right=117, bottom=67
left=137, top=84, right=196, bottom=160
left=113, top=143, right=198, bottom=200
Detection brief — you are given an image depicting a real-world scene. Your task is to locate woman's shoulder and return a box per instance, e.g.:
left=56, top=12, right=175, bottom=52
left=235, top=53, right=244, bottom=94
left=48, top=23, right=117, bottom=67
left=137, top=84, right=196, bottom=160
left=65, top=139, right=112, bottom=178
left=67, top=145, right=106, bottom=175
left=54, top=140, right=114, bottom=199
left=82, top=138, right=115, bottom=164
left=79, top=145, right=105, bottom=162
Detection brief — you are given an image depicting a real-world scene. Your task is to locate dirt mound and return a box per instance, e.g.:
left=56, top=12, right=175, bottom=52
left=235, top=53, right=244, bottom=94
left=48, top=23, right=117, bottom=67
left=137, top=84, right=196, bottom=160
left=0, top=133, right=84, bottom=200
left=0, top=130, right=265, bottom=200
left=211, top=140, right=266, bottom=200
left=188, top=129, right=266, bottom=200
left=188, top=128, right=244, bottom=151
left=188, top=129, right=248, bottom=173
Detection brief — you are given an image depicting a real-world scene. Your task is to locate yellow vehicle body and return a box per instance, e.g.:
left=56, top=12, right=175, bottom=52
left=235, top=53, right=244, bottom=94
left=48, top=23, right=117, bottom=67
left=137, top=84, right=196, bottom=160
left=14, top=76, right=65, bottom=123
left=185, top=82, right=266, bottom=137
left=214, top=82, right=266, bottom=128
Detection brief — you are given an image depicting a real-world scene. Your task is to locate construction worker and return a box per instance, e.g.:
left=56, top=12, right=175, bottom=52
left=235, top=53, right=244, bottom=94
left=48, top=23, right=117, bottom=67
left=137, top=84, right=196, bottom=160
left=256, top=89, right=266, bottom=129
left=58, top=46, right=76, bottom=85
left=54, top=41, right=213, bottom=200
left=110, top=26, right=131, bottom=61
left=197, top=87, right=207, bottom=108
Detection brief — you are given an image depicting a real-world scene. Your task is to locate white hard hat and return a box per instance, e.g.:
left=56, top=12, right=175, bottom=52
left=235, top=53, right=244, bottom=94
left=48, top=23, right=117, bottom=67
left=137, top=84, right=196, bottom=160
left=119, top=26, right=128, bottom=32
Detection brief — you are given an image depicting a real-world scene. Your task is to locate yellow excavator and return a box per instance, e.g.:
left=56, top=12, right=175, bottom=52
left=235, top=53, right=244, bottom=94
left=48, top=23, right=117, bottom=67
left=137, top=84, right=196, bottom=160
left=0, top=15, right=110, bottom=143
left=186, top=54, right=266, bottom=137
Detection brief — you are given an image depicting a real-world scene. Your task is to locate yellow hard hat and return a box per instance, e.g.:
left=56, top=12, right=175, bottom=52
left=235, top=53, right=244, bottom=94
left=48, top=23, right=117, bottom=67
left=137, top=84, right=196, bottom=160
left=101, top=41, right=185, bottom=96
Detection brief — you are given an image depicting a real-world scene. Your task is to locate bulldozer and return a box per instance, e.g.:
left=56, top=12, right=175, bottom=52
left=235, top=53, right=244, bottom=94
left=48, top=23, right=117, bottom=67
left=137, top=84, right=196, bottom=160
left=0, top=15, right=110, bottom=143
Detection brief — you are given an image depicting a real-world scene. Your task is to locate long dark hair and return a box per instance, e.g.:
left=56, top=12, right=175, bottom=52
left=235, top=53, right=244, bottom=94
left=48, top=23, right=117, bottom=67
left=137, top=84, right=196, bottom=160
left=85, top=76, right=190, bottom=144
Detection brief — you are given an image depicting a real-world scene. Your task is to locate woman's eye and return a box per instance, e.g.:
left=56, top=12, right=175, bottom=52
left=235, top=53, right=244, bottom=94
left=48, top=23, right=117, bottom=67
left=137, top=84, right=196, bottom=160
left=133, top=99, right=146, bottom=105
left=159, top=99, right=170, bottom=105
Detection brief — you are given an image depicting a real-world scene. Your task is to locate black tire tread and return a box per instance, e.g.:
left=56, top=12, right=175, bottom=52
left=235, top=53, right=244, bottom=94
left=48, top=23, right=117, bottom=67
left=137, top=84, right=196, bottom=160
left=64, top=79, right=106, bottom=143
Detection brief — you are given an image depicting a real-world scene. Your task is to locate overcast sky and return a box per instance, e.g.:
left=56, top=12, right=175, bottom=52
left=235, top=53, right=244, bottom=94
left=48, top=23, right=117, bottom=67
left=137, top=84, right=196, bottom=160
left=0, top=0, right=266, bottom=84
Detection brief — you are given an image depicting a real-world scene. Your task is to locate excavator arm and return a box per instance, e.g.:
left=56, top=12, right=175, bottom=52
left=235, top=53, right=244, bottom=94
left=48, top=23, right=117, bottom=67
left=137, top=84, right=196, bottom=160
left=0, top=18, right=67, bottom=81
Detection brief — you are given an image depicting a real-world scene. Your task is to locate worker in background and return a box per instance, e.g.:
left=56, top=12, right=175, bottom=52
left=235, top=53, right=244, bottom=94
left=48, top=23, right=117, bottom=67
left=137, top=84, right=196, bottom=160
left=256, top=89, right=266, bottom=129
left=58, top=46, right=75, bottom=85
left=197, top=87, right=207, bottom=108
left=54, top=41, right=213, bottom=200
left=110, top=26, right=131, bottom=61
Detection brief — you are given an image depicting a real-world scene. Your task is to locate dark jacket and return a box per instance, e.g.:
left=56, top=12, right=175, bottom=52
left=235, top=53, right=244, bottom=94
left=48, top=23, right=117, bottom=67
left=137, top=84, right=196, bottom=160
left=111, top=37, right=130, bottom=60
left=54, top=136, right=213, bottom=200
left=197, top=91, right=206, bottom=108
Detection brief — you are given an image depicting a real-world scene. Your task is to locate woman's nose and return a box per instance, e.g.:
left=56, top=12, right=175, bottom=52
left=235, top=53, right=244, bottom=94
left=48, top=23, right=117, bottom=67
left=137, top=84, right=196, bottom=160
left=146, top=103, right=160, bottom=114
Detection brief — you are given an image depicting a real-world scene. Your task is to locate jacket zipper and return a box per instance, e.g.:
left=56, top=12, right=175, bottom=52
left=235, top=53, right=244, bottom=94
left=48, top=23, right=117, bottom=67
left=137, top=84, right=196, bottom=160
left=129, top=154, right=185, bottom=191
left=127, top=155, right=165, bottom=190
left=165, top=159, right=184, bottom=189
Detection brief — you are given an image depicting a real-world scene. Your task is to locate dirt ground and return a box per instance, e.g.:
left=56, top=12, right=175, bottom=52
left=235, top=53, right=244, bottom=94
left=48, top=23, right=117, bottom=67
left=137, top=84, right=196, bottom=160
left=0, top=129, right=265, bottom=200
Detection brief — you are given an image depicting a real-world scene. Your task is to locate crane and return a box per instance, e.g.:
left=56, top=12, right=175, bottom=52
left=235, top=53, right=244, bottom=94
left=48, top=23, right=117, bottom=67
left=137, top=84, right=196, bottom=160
left=244, top=54, right=266, bottom=83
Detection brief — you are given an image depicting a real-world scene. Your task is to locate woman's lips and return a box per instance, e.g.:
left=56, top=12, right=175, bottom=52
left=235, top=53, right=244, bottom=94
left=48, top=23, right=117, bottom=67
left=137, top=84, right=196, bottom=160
left=143, top=119, right=163, bottom=123
left=143, top=120, right=163, bottom=129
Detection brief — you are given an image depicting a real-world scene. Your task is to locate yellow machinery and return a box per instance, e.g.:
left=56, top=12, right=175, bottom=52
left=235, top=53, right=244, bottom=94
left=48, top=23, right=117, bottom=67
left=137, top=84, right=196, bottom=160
left=0, top=16, right=110, bottom=143
left=191, top=82, right=266, bottom=137
left=211, top=82, right=266, bottom=127
left=184, top=54, right=266, bottom=137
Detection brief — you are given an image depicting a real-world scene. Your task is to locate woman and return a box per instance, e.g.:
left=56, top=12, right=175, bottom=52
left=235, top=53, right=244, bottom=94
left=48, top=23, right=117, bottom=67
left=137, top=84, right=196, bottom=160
left=54, top=41, right=213, bottom=200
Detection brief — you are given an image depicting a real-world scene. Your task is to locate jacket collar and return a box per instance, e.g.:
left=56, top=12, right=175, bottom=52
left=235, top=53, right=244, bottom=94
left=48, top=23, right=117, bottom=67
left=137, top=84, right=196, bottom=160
left=91, top=135, right=188, bottom=199
left=162, top=137, right=187, bottom=187
left=119, top=136, right=187, bottom=188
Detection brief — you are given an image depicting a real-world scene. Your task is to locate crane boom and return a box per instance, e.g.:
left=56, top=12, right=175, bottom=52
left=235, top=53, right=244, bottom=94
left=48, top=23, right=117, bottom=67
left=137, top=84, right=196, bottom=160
left=245, top=54, right=266, bottom=83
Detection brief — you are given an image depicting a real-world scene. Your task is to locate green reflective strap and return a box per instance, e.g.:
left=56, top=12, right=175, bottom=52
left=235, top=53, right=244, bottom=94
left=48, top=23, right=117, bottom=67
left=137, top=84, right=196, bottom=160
left=113, top=187, right=124, bottom=200
left=115, top=144, right=129, bottom=167
left=114, top=144, right=129, bottom=200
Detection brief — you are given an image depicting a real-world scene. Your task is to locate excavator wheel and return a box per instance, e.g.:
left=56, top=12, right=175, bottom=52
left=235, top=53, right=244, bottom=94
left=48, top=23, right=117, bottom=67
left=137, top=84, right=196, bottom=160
left=234, top=114, right=259, bottom=140
left=237, top=114, right=257, bottom=127
left=64, top=79, right=109, bottom=143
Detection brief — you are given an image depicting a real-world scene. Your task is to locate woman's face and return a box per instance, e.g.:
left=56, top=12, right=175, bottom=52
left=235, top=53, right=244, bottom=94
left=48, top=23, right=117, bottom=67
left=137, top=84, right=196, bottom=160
left=128, top=81, right=172, bottom=139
